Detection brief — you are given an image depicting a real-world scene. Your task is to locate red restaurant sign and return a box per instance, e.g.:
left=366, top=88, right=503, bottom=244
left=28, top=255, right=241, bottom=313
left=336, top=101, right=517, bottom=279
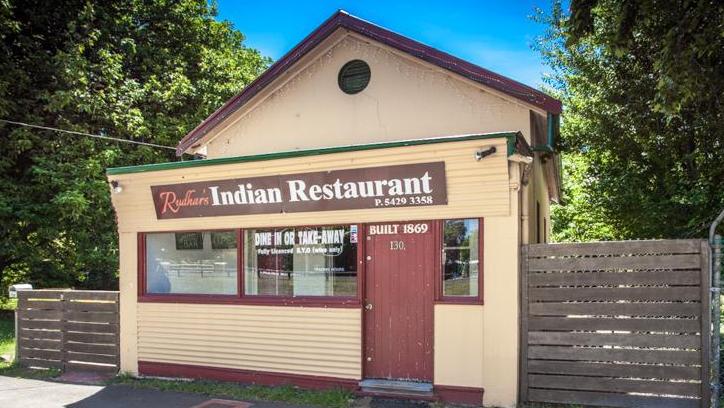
left=151, top=162, right=447, bottom=219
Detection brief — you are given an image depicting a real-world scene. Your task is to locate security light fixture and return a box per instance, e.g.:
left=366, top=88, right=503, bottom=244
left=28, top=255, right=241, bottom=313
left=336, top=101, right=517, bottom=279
left=111, top=180, right=123, bottom=194
left=475, top=146, right=496, bottom=161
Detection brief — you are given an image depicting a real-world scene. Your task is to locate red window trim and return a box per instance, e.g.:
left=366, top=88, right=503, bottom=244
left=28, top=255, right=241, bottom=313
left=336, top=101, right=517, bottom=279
left=138, top=220, right=485, bottom=307
left=434, top=218, right=484, bottom=305
left=137, top=225, right=363, bottom=308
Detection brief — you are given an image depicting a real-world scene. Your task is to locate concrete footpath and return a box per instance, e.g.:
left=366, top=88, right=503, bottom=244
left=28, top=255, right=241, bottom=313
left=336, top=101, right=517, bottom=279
left=0, top=376, right=310, bottom=408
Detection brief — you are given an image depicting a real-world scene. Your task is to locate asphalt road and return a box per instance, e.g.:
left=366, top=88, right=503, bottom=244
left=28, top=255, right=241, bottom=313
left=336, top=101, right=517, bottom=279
left=0, top=375, right=433, bottom=408
left=0, top=376, right=300, bottom=408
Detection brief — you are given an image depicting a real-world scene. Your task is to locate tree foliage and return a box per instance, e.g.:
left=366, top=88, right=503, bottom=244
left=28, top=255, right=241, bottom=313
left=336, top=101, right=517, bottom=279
left=0, top=0, right=269, bottom=295
left=536, top=0, right=724, bottom=241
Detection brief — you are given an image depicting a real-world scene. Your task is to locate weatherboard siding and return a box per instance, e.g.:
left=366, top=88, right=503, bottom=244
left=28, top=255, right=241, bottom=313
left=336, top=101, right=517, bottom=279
left=111, top=137, right=520, bottom=404
left=109, top=138, right=511, bottom=233
left=137, top=303, right=361, bottom=379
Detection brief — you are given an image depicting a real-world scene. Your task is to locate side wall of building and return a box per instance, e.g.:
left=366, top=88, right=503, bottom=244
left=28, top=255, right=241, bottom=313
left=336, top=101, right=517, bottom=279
left=526, top=156, right=551, bottom=245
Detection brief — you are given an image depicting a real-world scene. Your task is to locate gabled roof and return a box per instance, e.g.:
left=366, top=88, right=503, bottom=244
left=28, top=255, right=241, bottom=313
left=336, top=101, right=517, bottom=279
left=176, top=11, right=562, bottom=156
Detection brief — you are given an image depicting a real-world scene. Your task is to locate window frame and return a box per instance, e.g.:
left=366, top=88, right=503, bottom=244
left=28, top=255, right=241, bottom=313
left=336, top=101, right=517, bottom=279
left=138, top=225, right=363, bottom=308
left=137, top=229, right=242, bottom=302
left=240, top=224, right=363, bottom=305
left=435, top=218, right=484, bottom=305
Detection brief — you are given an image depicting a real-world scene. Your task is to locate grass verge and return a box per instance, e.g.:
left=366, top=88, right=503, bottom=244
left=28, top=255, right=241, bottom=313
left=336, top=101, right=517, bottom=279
left=111, top=374, right=354, bottom=408
left=0, top=318, right=15, bottom=368
left=0, top=363, right=61, bottom=379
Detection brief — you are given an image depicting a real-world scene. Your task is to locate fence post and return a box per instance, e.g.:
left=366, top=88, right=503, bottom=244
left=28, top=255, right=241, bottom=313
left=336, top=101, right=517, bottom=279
left=701, top=240, right=712, bottom=407
left=15, top=291, right=26, bottom=366
left=59, top=291, right=67, bottom=372
left=713, top=234, right=722, bottom=408
left=14, top=306, right=19, bottom=364
left=518, top=245, right=529, bottom=405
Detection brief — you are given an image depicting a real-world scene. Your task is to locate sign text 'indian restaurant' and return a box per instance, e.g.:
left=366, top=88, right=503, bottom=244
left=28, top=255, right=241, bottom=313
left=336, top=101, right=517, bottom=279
left=151, top=162, right=447, bottom=219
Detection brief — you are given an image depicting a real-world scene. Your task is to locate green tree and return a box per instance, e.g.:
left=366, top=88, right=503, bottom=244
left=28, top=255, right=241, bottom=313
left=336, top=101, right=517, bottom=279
left=0, top=0, right=269, bottom=296
left=536, top=0, right=724, bottom=241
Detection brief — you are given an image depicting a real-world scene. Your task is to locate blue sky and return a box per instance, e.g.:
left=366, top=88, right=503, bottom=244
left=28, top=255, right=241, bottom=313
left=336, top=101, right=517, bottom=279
left=215, top=1, right=554, bottom=89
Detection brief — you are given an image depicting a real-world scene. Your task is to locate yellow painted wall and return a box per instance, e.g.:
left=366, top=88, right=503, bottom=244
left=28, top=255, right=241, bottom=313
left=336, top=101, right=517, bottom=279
left=481, top=190, right=521, bottom=407
left=428, top=164, right=523, bottom=407
left=525, top=155, right=551, bottom=245
left=117, top=227, right=362, bottom=380
left=111, top=141, right=525, bottom=407
left=110, top=138, right=510, bottom=233
left=137, top=303, right=361, bottom=379
left=434, top=305, right=484, bottom=387
left=196, top=34, right=538, bottom=159
left=118, top=231, right=139, bottom=374
left=120, top=228, right=361, bottom=379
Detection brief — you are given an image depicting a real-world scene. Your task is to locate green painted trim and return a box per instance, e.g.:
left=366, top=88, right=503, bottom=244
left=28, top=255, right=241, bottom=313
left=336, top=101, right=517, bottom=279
left=531, top=145, right=555, bottom=153
left=541, top=112, right=559, bottom=153
left=507, top=137, right=516, bottom=157
left=507, top=132, right=533, bottom=157
left=546, top=112, right=554, bottom=146
left=107, top=132, right=520, bottom=175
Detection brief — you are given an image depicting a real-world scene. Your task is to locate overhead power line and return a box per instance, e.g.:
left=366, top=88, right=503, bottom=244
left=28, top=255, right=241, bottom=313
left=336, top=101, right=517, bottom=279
left=0, top=119, right=178, bottom=151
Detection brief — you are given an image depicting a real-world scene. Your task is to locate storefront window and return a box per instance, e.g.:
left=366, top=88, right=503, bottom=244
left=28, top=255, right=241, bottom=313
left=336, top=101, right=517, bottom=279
left=442, top=219, right=480, bottom=297
left=244, top=225, right=358, bottom=297
left=145, top=231, right=238, bottom=295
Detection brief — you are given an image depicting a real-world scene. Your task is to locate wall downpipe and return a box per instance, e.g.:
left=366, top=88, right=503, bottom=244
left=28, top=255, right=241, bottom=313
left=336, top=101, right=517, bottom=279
left=710, top=208, right=724, bottom=408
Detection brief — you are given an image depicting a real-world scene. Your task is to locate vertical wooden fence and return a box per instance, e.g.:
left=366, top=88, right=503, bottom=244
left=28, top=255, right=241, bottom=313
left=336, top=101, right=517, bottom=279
left=16, top=290, right=120, bottom=373
left=520, top=239, right=710, bottom=408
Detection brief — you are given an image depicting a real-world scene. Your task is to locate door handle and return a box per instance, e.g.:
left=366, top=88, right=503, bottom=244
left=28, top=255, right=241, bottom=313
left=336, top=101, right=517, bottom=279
left=364, top=303, right=373, bottom=311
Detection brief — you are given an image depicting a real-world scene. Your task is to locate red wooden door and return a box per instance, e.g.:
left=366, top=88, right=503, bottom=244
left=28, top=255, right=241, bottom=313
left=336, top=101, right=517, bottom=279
left=364, top=221, right=435, bottom=381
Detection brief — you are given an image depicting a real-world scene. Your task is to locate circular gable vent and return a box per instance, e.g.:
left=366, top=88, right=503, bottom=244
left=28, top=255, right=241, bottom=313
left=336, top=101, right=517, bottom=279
left=338, top=60, right=371, bottom=94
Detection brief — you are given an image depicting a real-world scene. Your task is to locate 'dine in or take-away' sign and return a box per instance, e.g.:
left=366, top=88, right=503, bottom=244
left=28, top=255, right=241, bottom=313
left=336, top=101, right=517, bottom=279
left=151, top=162, right=447, bottom=219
